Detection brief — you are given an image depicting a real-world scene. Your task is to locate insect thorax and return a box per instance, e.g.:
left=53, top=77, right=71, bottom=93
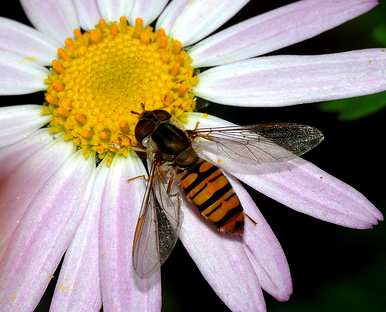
left=152, top=123, right=198, bottom=167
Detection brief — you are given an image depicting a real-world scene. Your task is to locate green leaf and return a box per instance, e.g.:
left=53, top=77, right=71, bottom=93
left=319, top=91, right=386, bottom=121
left=373, top=25, right=386, bottom=46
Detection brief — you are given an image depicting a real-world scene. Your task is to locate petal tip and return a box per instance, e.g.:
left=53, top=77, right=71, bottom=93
left=354, top=219, right=379, bottom=230
left=272, top=281, right=293, bottom=302
left=375, top=210, right=384, bottom=222
left=275, top=292, right=292, bottom=302
left=363, top=206, right=384, bottom=226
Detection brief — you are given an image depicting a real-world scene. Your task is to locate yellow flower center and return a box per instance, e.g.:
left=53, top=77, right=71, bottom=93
left=43, top=17, right=198, bottom=161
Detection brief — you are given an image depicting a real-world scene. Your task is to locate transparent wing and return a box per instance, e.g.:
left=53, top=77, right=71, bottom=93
left=132, top=157, right=182, bottom=278
left=153, top=163, right=182, bottom=264
left=132, top=160, right=160, bottom=278
left=190, top=123, right=323, bottom=166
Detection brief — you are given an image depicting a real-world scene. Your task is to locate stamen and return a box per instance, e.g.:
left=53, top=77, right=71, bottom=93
left=90, top=30, right=102, bottom=43
left=52, top=60, right=64, bottom=74
left=75, top=113, right=87, bottom=125
left=52, top=81, right=65, bottom=92
left=58, top=48, right=70, bottom=61
left=43, top=17, right=197, bottom=162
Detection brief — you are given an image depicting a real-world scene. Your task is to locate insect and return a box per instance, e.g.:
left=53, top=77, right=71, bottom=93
left=132, top=109, right=324, bottom=277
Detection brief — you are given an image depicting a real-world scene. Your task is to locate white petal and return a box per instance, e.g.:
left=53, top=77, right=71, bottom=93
left=164, top=0, right=249, bottom=46
left=99, top=154, right=161, bottom=311
left=180, top=198, right=266, bottom=312
left=0, top=130, right=66, bottom=256
left=182, top=113, right=383, bottom=229
left=0, top=129, right=53, bottom=181
left=97, top=0, right=133, bottom=22
left=129, top=0, right=168, bottom=26
left=20, top=0, right=80, bottom=43
left=0, top=18, right=58, bottom=66
left=50, top=165, right=108, bottom=312
left=0, top=105, right=50, bottom=148
left=0, top=151, right=95, bottom=312
left=0, top=51, right=48, bottom=95
left=227, top=175, right=292, bottom=301
left=195, top=49, right=386, bottom=107
left=190, top=0, right=379, bottom=67
left=235, top=160, right=383, bottom=229
left=74, top=0, right=102, bottom=30
left=156, top=0, right=190, bottom=32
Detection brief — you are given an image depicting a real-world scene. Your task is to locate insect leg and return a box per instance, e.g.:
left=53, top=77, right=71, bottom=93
left=131, top=110, right=141, bottom=115
left=245, top=213, right=258, bottom=226
left=131, top=146, right=147, bottom=153
left=166, top=175, right=175, bottom=195
left=193, top=121, right=201, bottom=131
left=127, top=175, right=148, bottom=184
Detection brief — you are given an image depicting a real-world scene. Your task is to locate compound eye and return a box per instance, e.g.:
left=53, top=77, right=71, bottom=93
left=153, top=109, right=171, bottom=122
left=135, top=120, right=155, bottom=145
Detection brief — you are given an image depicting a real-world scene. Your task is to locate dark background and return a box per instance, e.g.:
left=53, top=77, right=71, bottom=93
left=2, top=1, right=386, bottom=311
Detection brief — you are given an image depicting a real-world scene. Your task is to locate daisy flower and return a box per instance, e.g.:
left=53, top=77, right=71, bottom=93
left=0, top=0, right=384, bottom=311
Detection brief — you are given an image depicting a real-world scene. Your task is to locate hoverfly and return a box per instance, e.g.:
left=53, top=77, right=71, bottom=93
left=132, top=109, right=323, bottom=277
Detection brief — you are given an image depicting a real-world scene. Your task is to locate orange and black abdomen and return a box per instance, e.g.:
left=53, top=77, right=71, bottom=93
left=179, top=160, right=244, bottom=234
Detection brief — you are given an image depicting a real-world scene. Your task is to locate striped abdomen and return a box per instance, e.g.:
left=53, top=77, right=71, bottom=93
left=178, top=159, right=244, bottom=234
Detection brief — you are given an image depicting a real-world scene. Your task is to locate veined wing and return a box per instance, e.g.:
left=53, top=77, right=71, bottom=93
left=132, top=157, right=182, bottom=278
left=153, top=162, right=182, bottom=264
left=189, top=123, right=323, bottom=166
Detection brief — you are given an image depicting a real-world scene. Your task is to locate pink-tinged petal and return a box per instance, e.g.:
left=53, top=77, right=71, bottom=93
left=166, top=0, right=249, bottom=47
left=0, top=105, right=50, bottom=148
left=190, top=0, right=379, bottom=67
left=235, top=161, right=383, bottom=229
left=156, top=0, right=190, bottom=33
left=97, top=0, right=133, bottom=22
left=180, top=198, right=266, bottom=312
left=0, top=151, right=95, bottom=312
left=0, top=51, right=48, bottom=95
left=0, top=18, right=58, bottom=66
left=0, top=130, right=58, bottom=255
left=0, top=129, right=53, bottom=180
left=0, top=134, right=74, bottom=256
left=50, top=165, right=108, bottom=312
left=74, top=0, right=102, bottom=30
left=129, top=0, right=168, bottom=26
left=20, top=0, right=79, bottom=43
left=227, top=175, right=292, bottom=301
left=99, top=155, right=161, bottom=311
left=195, top=49, right=386, bottom=107
left=183, top=113, right=383, bottom=229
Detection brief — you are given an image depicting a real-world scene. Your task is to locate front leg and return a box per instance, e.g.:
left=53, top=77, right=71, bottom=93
left=127, top=175, right=148, bottom=184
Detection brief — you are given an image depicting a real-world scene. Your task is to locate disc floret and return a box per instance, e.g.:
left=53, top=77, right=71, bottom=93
left=43, top=18, right=198, bottom=161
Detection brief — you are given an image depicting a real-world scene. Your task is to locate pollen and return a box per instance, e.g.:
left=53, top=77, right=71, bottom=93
left=43, top=18, right=198, bottom=161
